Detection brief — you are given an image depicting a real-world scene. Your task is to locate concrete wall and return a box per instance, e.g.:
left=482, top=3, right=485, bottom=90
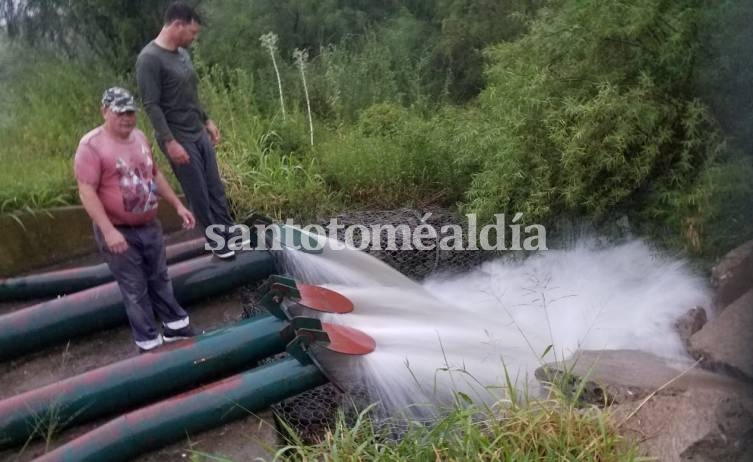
left=0, top=202, right=186, bottom=277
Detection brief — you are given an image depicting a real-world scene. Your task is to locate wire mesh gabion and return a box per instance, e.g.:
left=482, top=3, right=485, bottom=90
left=317, top=207, right=493, bottom=280
left=266, top=208, right=495, bottom=443
left=273, top=383, right=344, bottom=442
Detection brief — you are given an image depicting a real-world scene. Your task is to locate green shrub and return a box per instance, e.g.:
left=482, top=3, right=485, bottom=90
left=319, top=131, right=415, bottom=207
left=639, top=151, right=753, bottom=259
left=459, top=0, right=746, bottom=256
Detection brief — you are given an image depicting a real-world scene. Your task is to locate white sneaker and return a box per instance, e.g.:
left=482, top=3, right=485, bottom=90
left=212, top=249, right=236, bottom=259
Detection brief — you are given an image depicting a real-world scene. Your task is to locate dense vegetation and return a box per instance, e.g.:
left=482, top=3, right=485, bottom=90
left=1, top=0, right=751, bottom=260
left=1, top=2, right=750, bottom=458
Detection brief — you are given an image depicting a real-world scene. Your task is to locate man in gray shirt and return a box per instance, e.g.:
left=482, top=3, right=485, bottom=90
left=136, top=1, right=236, bottom=259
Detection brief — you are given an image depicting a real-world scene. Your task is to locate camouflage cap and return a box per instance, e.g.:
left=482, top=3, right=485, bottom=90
left=101, top=87, right=138, bottom=113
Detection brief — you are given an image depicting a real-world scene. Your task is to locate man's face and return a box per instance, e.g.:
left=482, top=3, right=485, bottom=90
left=102, top=108, right=136, bottom=139
left=176, top=20, right=200, bottom=47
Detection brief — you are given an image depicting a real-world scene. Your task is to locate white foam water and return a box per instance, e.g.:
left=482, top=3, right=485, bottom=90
left=281, top=231, right=710, bottom=415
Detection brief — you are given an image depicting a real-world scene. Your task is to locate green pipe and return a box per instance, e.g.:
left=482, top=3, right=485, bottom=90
left=0, top=219, right=308, bottom=303
left=0, top=237, right=207, bottom=301
left=35, top=358, right=326, bottom=462
left=0, top=250, right=276, bottom=362
left=0, top=314, right=287, bottom=449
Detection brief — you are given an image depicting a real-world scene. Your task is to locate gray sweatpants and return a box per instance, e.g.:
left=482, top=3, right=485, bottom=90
left=94, top=220, right=189, bottom=350
left=161, top=132, right=235, bottom=248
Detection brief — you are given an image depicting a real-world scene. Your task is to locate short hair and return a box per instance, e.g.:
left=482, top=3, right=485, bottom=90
left=164, top=2, right=202, bottom=25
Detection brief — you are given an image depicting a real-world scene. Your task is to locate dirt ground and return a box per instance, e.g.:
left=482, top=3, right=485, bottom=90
left=0, top=234, right=282, bottom=461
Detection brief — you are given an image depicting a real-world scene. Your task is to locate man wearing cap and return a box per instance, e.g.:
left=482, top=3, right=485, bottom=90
left=74, top=86, right=198, bottom=352
left=136, top=1, right=238, bottom=259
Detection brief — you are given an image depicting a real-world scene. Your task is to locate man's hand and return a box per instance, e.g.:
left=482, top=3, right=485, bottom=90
left=77, top=181, right=128, bottom=254
left=103, top=228, right=128, bottom=254
left=205, top=119, right=221, bottom=146
left=177, top=206, right=196, bottom=230
left=165, top=139, right=190, bottom=165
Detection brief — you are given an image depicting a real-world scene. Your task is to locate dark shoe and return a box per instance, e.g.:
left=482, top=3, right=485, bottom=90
left=163, top=325, right=200, bottom=342
left=212, top=248, right=236, bottom=259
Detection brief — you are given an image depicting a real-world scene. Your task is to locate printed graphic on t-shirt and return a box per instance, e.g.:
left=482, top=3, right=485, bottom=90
left=115, top=154, right=157, bottom=214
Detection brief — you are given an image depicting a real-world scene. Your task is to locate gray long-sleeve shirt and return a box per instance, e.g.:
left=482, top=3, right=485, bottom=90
left=136, top=41, right=208, bottom=144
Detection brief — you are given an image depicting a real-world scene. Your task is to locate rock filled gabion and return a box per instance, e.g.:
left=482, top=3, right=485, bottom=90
left=319, top=208, right=492, bottom=279
left=272, top=381, right=378, bottom=443
left=273, top=383, right=345, bottom=442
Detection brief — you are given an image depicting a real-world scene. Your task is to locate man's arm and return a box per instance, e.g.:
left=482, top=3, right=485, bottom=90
left=136, top=53, right=191, bottom=165
left=136, top=53, right=172, bottom=144
left=205, top=119, right=221, bottom=145
left=77, top=181, right=128, bottom=254
left=154, top=171, right=196, bottom=230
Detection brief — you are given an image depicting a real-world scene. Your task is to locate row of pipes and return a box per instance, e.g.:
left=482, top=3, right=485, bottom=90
left=0, top=228, right=375, bottom=461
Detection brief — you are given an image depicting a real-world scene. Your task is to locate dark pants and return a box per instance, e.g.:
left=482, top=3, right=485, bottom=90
left=94, top=220, right=189, bottom=349
left=161, top=132, right=235, bottom=248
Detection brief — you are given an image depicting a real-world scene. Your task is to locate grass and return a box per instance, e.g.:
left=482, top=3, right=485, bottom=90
left=199, top=66, right=339, bottom=222
left=0, top=47, right=189, bottom=215
left=0, top=49, right=117, bottom=213
left=14, top=343, right=87, bottom=456
left=0, top=157, right=78, bottom=214
left=266, top=385, right=641, bottom=462
left=181, top=387, right=641, bottom=462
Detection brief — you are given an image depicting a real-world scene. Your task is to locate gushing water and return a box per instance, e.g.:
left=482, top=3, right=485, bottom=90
left=281, top=232, right=710, bottom=415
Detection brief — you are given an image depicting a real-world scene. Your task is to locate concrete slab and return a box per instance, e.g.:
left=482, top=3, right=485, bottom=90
left=0, top=199, right=188, bottom=277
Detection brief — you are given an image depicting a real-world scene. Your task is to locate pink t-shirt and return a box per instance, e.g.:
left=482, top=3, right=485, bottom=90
left=74, top=127, right=160, bottom=226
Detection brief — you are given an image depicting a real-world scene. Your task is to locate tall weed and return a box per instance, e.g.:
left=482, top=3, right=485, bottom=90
left=200, top=66, right=336, bottom=221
